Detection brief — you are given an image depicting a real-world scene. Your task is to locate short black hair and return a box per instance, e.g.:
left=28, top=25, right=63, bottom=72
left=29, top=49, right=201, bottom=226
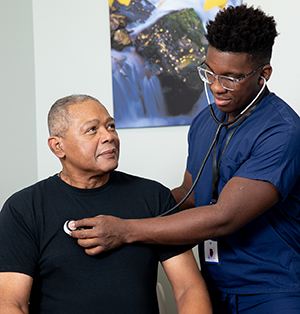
left=205, top=4, right=278, bottom=65
left=48, top=94, right=100, bottom=137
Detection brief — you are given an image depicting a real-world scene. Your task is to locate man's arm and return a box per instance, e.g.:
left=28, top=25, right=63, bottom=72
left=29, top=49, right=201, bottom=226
left=70, top=172, right=280, bottom=254
left=162, top=250, right=212, bottom=314
left=0, top=272, right=33, bottom=314
left=171, top=170, right=195, bottom=210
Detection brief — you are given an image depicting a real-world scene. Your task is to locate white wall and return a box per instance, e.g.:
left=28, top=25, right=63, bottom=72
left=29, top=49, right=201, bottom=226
left=1, top=0, right=300, bottom=313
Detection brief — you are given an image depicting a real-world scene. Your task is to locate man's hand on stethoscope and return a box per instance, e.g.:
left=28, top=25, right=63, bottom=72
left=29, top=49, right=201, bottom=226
left=63, top=215, right=127, bottom=255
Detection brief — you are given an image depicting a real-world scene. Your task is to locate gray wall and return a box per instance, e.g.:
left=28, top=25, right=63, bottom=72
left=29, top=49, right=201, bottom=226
left=0, top=0, right=37, bottom=208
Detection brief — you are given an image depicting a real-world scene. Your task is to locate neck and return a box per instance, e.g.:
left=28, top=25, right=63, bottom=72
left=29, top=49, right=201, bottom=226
left=227, top=86, right=270, bottom=123
left=58, top=170, right=110, bottom=189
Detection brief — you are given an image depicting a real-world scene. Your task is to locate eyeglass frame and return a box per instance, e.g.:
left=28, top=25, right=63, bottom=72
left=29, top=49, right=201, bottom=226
left=197, top=61, right=266, bottom=91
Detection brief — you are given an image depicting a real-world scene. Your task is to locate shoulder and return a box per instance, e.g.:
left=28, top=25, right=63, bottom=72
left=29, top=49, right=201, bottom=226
left=112, top=171, right=175, bottom=216
left=188, top=105, right=216, bottom=140
left=113, top=171, right=170, bottom=192
left=190, top=105, right=211, bottom=128
left=265, top=94, right=300, bottom=128
left=255, top=94, right=300, bottom=146
left=2, top=175, right=57, bottom=210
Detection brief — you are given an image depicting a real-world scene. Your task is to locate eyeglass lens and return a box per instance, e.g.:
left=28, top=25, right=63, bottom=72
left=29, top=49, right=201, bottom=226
left=199, top=68, right=236, bottom=91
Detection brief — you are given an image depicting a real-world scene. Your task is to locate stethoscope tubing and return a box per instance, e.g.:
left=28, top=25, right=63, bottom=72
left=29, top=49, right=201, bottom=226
left=158, top=122, right=222, bottom=217
left=159, top=78, right=266, bottom=217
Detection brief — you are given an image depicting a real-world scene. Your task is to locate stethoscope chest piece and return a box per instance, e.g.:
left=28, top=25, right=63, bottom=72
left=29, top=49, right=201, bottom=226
left=63, top=220, right=76, bottom=234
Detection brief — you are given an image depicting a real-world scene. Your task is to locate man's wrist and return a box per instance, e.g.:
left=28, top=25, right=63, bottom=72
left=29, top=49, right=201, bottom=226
left=121, top=218, right=145, bottom=244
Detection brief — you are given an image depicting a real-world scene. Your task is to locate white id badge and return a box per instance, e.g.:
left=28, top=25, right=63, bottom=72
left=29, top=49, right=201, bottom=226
left=204, top=239, right=219, bottom=264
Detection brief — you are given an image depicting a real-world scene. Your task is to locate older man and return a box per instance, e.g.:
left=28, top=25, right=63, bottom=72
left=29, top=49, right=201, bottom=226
left=0, top=95, right=212, bottom=314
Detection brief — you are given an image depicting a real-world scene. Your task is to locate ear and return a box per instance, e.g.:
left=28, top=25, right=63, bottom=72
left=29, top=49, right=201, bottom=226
left=259, top=65, right=272, bottom=85
left=48, top=136, right=66, bottom=158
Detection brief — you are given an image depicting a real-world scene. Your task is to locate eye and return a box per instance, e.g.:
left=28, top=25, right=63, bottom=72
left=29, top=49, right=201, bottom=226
left=221, top=75, right=237, bottom=82
left=87, top=126, right=97, bottom=133
left=107, top=123, right=116, bottom=130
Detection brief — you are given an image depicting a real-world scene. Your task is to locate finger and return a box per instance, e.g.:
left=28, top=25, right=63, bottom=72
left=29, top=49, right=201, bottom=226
left=70, top=217, right=96, bottom=229
left=70, top=228, right=95, bottom=239
left=85, top=246, right=107, bottom=256
left=77, top=238, right=102, bottom=249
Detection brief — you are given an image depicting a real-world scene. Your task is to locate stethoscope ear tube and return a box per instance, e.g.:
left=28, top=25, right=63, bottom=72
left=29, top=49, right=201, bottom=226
left=205, top=79, right=266, bottom=125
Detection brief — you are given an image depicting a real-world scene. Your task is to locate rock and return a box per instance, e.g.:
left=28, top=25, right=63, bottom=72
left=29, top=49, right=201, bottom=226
left=110, top=0, right=155, bottom=24
left=134, top=8, right=208, bottom=116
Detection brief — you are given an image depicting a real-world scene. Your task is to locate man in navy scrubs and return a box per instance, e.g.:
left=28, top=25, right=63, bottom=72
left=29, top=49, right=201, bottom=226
left=70, top=5, right=300, bottom=313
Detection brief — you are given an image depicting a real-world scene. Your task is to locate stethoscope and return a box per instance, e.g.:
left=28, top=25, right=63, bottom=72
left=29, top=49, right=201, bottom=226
left=63, top=220, right=81, bottom=234
left=158, top=76, right=267, bottom=217
left=63, top=77, right=267, bottom=233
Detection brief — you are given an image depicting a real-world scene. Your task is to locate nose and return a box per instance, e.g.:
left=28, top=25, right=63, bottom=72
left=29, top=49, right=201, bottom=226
left=99, top=128, right=114, bottom=144
left=210, top=76, right=227, bottom=93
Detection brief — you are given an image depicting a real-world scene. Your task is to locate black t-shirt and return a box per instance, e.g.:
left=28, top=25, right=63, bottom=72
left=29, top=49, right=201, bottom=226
left=0, top=171, right=189, bottom=313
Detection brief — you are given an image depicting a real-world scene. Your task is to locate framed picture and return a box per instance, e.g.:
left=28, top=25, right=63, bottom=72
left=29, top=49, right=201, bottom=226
left=109, top=0, right=242, bottom=128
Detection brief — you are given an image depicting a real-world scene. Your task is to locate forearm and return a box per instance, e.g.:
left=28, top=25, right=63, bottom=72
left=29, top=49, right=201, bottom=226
left=72, top=205, right=227, bottom=254
left=125, top=177, right=280, bottom=246
left=124, top=205, right=227, bottom=246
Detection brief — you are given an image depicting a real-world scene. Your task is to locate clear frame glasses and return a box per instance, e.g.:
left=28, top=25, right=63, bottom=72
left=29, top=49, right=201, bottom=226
left=197, top=61, right=265, bottom=91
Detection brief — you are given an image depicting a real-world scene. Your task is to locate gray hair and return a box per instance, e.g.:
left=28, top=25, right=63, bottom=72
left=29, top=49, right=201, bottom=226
left=48, top=94, right=100, bottom=137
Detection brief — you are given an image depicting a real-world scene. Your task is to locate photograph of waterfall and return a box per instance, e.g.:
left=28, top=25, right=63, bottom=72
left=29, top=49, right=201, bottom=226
left=109, top=0, right=242, bottom=128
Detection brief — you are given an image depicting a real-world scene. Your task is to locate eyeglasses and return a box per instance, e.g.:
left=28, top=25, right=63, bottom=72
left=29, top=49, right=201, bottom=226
left=197, top=61, right=265, bottom=91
